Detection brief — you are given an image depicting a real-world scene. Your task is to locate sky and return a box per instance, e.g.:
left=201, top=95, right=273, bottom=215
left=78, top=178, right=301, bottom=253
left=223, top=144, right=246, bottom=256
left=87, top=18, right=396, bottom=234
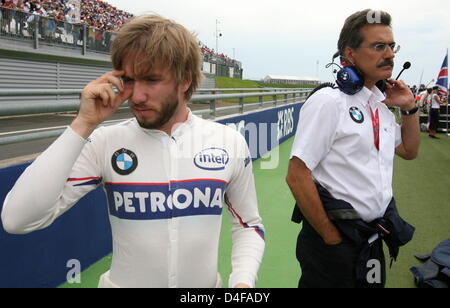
left=105, top=0, right=450, bottom=87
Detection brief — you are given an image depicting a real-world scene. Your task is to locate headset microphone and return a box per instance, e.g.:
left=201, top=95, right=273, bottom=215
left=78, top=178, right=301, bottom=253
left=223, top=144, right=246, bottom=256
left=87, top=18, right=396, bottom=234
left=376, top=61, right=412, bottom=93
left=332, top=51, right=340, bottom=60
left=395, top=61, right=411, bottom=80
left=327, top=54, right=412, bottom=95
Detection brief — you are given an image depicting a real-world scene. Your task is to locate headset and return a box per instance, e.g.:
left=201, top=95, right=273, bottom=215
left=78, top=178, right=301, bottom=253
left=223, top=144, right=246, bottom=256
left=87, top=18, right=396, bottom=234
left=326, top=51, right=410, bottom=96
left=325, top=51, right=364, bottom=95
left=326, top=51, right=375, bottom=95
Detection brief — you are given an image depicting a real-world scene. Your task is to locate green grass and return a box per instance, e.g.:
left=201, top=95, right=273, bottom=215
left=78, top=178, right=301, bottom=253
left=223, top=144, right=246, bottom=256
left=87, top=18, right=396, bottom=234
left=218, top=140, right=300, bottom=288
left=386, top=132, right=450, bottom=288
left=215, top=76, right=317, bottom=89
left=215, top=76, right=307, bottom=104
left=60, top=132, right=450, bottom=288
left=215, top=77, right=260, bottom=89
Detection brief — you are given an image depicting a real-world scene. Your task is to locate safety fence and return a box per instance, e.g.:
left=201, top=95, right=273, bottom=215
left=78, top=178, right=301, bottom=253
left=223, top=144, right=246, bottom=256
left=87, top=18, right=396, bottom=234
left=0, top=7, right=110, bottom=54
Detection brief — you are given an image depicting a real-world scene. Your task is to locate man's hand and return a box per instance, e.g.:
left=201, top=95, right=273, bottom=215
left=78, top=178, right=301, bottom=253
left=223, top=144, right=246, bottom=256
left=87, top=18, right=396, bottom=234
left=286, top=157, right=343, bottom=246
left=387, top=79, right=421, bottom=160
left=322, top=231, right=343, bottom=246
left=383, top=79, right=416, bottom=110
left=71, top=70, right=132, bottom=138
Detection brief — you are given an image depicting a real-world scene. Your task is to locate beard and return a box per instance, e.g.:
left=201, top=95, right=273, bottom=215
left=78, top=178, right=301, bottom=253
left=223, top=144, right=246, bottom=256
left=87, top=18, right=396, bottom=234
left=132, top=92, right=179, bottom=130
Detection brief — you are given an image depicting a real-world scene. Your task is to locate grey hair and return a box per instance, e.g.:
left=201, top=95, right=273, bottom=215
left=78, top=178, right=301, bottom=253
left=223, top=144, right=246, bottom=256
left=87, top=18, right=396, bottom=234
left=337, top=9, right=392, bottom=63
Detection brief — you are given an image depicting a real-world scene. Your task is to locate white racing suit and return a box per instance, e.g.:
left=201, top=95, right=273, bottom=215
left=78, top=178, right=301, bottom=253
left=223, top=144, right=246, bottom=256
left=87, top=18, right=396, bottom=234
left=2, top=112, right=265, bottom=288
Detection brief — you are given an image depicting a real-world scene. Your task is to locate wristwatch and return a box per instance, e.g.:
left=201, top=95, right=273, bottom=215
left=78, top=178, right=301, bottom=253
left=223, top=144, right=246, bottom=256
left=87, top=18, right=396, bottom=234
left=401, top=106, right=419, bottom=116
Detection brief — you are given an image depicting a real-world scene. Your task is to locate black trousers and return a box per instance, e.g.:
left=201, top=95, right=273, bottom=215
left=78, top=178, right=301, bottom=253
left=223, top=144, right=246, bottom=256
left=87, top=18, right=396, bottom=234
left=429, top=108, right=440, bottom=131
left=296, top=219, right=385, bottom=288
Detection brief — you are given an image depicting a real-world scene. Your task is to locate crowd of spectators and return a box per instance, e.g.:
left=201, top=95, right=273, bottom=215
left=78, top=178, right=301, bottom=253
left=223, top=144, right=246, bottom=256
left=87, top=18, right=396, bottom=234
left=414, top=84, right=449, bottom=113
left=1, top=0, right=239, bottom=66
left=81, top=0, right=132, bottom=31
left=0, top=0, right=133, bottom=51
left=1, top=0, right=132, bottom=32
left=200, top=42, right=240, bottom=69
left=2, top=0, right=71, bottom=22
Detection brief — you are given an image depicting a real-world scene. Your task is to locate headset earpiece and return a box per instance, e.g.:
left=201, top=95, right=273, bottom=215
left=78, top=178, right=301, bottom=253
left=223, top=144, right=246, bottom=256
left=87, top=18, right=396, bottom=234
left=335, top=66, right=364, bottom=95
left=328, top=51, right=364, bottom=95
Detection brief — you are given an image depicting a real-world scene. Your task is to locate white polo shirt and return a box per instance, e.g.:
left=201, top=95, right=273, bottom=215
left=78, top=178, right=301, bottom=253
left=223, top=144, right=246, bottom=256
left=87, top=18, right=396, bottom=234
left=291, top=86, right=402, bottom=222
left=431, top=94, right=441, bottom=109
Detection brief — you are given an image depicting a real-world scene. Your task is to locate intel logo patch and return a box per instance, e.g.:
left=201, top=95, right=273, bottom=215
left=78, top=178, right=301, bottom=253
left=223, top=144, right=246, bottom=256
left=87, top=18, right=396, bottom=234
left=194, top=148, right=229, bottom=171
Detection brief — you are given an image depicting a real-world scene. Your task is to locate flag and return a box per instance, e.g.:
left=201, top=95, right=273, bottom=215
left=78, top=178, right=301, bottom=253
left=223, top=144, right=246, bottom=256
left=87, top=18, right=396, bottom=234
left=436, top=51, right=448, bottom=96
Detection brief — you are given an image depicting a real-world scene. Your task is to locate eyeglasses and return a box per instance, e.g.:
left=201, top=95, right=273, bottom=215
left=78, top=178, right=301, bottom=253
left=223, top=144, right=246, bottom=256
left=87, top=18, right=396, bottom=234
left=359, top=42, right=401, bottom=54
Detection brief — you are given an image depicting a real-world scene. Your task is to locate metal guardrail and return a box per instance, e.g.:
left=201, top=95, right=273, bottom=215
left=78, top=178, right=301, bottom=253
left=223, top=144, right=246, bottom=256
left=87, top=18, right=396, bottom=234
left=195, top=88, right=312, bottom=93
left=0, top=89, right=83, bottom=97
left=0, top=88, right=309, bottom=117
left=0, top=88, right=310, bottom=96
left=0, top=88, right=312, bottom=145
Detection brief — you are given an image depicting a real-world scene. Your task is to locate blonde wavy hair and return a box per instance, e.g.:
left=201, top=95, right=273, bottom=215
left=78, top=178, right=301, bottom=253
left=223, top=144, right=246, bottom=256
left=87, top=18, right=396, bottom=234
left=111, top=14, right=203, bottom=100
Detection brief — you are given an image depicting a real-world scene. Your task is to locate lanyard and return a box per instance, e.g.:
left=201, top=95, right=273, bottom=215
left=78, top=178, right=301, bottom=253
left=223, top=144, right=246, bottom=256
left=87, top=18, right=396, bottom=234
left=369, top=105, right=380, bottom=151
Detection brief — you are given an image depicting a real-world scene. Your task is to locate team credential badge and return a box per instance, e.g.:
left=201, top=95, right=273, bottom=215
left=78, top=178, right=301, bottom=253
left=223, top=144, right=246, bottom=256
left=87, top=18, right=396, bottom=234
left=349, top=107, right=365, bottom=124
left=112, top=149, right=138, bottom=175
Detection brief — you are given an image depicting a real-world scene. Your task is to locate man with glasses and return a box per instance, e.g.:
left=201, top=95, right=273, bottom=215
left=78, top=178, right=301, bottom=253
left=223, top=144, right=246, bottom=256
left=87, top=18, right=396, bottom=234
left=286, top=9, right=419, bottom=288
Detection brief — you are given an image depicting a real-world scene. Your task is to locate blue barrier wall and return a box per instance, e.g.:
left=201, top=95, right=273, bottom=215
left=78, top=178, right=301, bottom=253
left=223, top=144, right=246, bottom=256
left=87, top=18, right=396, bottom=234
left=218, top=103, right=300, bottom=160
left=0, top=102, right=303, bottom=288
left=0, top=163, right=112, bottom=288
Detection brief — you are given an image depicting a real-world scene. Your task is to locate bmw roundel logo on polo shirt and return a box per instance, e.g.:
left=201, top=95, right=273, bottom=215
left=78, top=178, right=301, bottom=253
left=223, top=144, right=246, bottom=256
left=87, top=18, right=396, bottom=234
left=349, top=107, right=365, bottom=124
left=112, top=148, right=138, bottom=175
